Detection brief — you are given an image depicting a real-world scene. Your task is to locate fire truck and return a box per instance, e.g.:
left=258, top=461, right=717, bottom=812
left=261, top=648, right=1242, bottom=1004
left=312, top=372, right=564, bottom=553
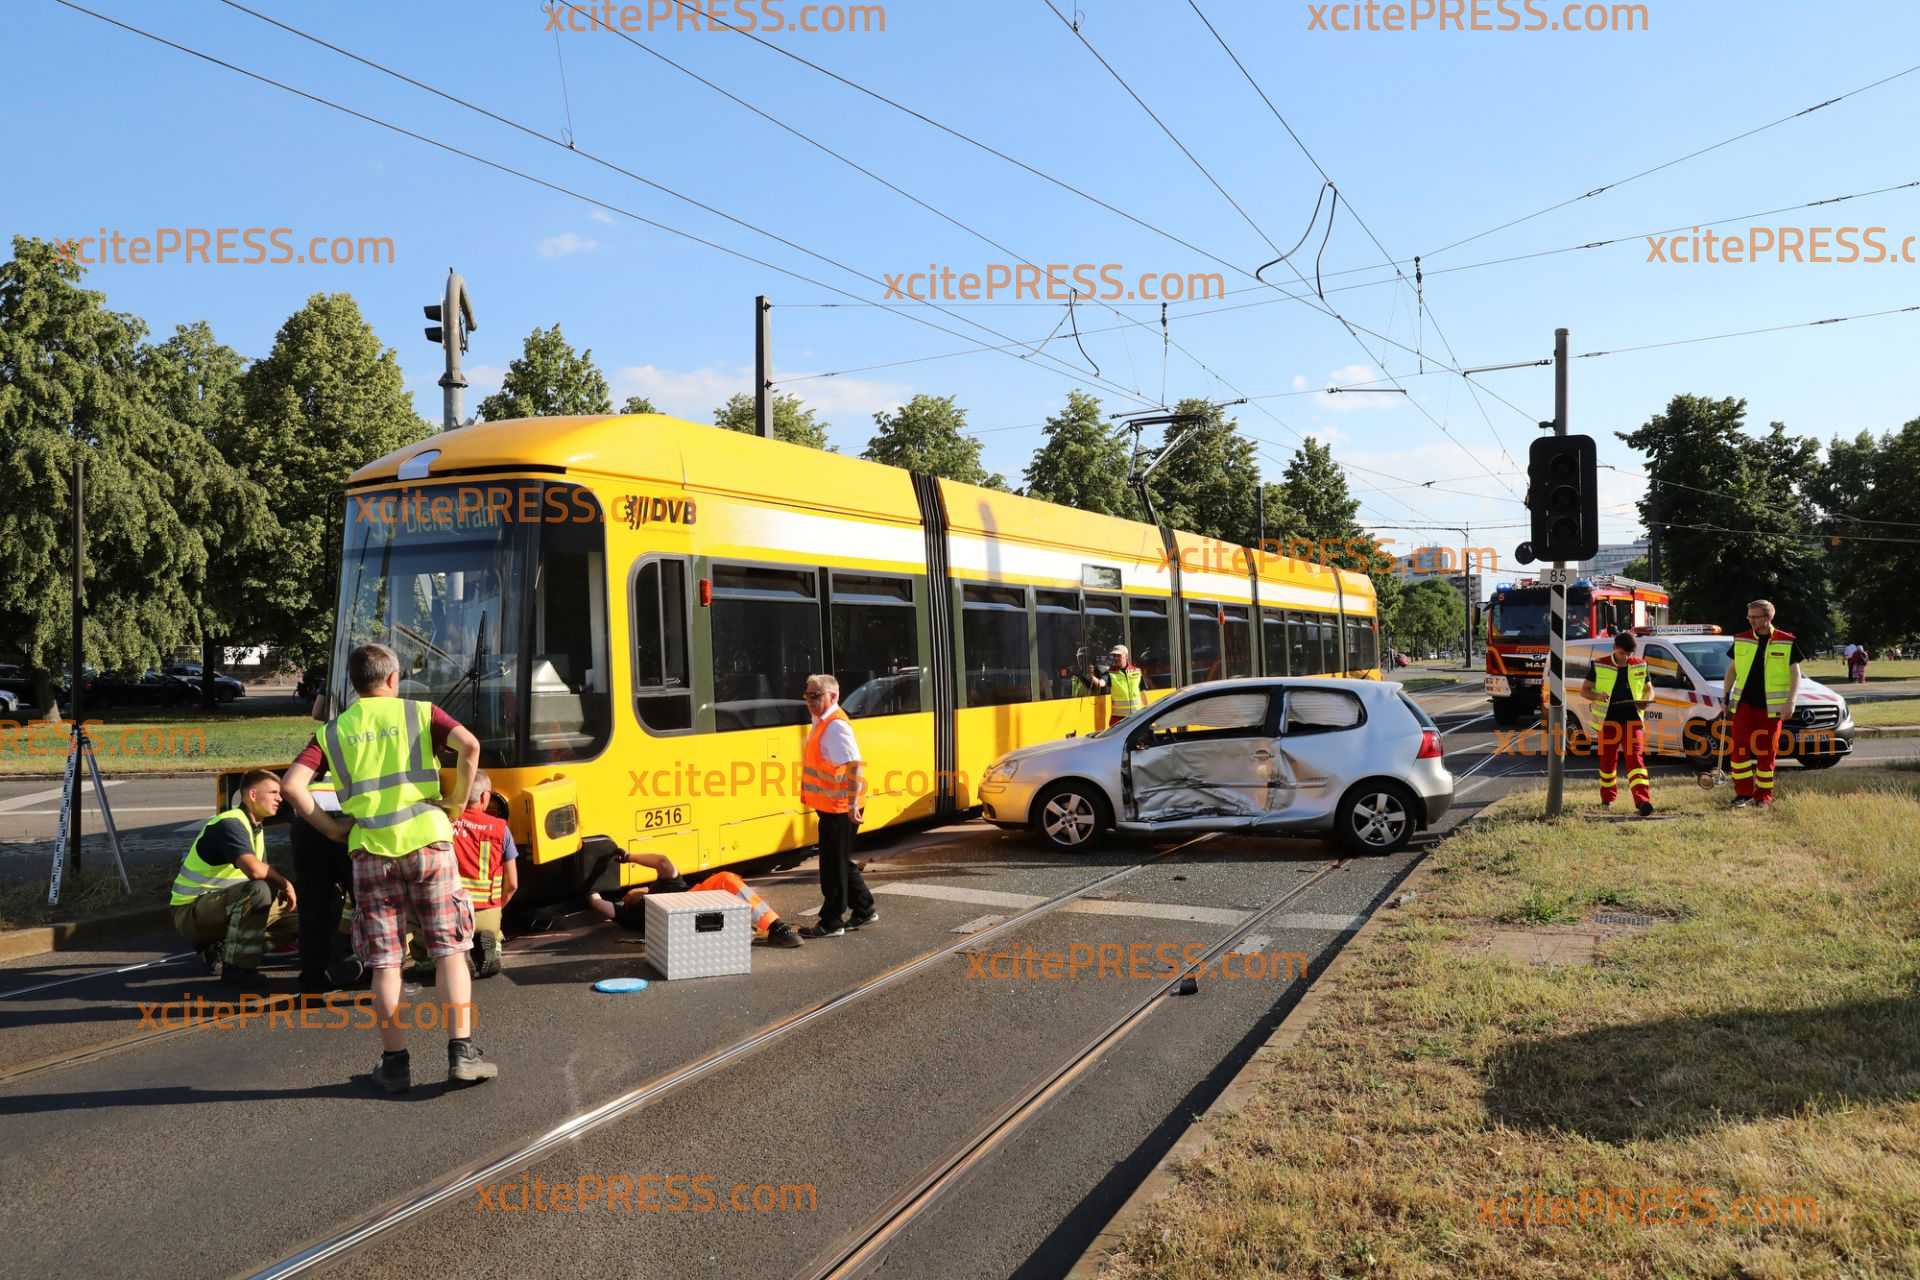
left=1483, top=575, right=1671, bottom=726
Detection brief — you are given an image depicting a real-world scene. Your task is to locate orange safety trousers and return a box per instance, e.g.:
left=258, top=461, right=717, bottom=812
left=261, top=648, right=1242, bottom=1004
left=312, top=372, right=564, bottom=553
left=1597, top=719, right=1651, bottom=807
left=689, top=871, right=779, bottom=933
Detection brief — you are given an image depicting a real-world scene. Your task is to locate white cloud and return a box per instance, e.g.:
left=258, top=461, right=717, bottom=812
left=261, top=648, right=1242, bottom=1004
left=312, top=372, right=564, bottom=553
left=461, top=363, right=507, bottom=397
left=588, top=209, right=616, bottom=224
left=537, top=231, right=599, bottom=258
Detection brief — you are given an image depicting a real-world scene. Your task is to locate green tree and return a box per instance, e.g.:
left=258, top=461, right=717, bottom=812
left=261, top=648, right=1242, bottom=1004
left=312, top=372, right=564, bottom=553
left=139, top=320, right=275, bottom=703
left=1395, top=577, right=1464, bottom=654
left=237, top=293, right=433, bottom=666
left=864, top=394, right=1004, bottom=487
left=714, top=391, right=834, bottom=450
left=1620, top=555, right=1652, bottom=581
left=619, top=395, right=660, bottom=415
left=1811, top=420, right=1920, bottom=648
left=1620, top=394, right=1829, bottom=642
left=0, top=238, right=238, bottom=702
left=1280, top=438, right=1368, bottom=566
left=1021, top=390, right=1138, bottom=517
left=477, top=324, right=612, bottom=420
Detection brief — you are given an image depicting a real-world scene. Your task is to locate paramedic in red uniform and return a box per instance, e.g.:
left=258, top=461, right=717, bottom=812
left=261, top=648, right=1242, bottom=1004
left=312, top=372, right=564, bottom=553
left=1581, top=632, right=1654, bottom=815
left=1722, top=599, right=1806, bottom=809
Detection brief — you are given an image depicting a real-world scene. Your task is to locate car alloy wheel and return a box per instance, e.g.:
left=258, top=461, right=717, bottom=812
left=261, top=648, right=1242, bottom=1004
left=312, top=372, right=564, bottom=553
left=1039, top=787, right=1100, bottom=850
left=1348, top=789, right=1408, bottom=850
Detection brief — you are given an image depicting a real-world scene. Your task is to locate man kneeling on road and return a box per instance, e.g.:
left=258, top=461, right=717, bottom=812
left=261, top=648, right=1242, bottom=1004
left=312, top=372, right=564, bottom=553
left=169, top=769, right=298, bottom=989
left=588, top=850, right=802, bottom=948
left=282, top=642, right=498, bottom=1093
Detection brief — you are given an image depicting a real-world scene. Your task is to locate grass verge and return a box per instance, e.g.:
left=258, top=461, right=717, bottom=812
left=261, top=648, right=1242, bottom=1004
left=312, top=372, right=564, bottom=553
left=1846, top=699, right=1920, bottom=728
left=0, top=714, right=312, bottom=776
left=1803, top=657, right=1920, bottom=683
left=0, top=861, right=177, bottom=932
left=1101, top=769, right=1920, bottom=1279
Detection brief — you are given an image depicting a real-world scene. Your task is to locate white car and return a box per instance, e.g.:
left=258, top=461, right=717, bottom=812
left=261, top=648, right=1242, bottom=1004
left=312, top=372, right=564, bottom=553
left=1565, top=631, right=1853, bottom=768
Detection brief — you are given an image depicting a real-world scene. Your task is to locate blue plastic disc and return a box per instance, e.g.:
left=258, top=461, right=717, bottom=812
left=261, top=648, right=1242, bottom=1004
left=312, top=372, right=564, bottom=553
left=593, top=977, right=650, bottom=994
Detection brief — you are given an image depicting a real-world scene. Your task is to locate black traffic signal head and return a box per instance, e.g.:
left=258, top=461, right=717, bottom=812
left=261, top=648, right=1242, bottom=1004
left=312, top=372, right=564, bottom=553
left=1527, top=434, right=1598, bottom=562
left=424, top=303, right=444, bottom=345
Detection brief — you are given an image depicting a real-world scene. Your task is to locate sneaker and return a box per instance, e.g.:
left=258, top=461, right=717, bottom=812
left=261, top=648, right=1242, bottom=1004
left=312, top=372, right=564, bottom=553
left=447, top=1040, right=499, bottom=1085
left=1636, top=801, right=1655, bottom=817
left=800, top=921, right=845, bottom=939
left=198, top=941, right=225, bottom=974
left=764, top=921, right=804, bottom=949
left=1732, top=796, right=1754, bottom=809
left=372, top=1050, right=411, bottom=1095
left=847, top=911, right=879, bottom=931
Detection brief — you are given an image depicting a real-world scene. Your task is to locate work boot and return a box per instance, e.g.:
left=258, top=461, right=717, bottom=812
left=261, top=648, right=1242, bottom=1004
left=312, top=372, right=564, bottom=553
left=764, top=920, right=804, bottom=949
left=327, top=953, right=368, bottom=989
left=1732, top=795, right=1754, bottom=808
left=469, top=930, right=503, bottom=979
left=1636, top=801, right=1655, bottom=817
left=198, top=941, right=225, bottom=974
left=372, top=1049, right=411, bottom=1094
left=447, top=1039, right=499, bottom=1085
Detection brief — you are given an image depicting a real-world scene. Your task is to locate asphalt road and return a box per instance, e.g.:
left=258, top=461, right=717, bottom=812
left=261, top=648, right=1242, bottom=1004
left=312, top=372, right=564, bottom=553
left=0, top=686, right=1903, bottom=1280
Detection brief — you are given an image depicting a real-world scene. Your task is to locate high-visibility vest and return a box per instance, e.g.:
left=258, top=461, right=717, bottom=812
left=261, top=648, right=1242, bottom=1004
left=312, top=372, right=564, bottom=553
left=319, top=696, right=453, bottom=857
left=802, top=706, right=858, bottom=814
left=171, top=808, right=259, bottom=905
left=1590, top=657, right=1648, bottom=713
left=1729, top=629, right=1796, bottom=718
left=1108, top=667, right=1144, bottom=717
left=454, top=807, right=509, bottom=909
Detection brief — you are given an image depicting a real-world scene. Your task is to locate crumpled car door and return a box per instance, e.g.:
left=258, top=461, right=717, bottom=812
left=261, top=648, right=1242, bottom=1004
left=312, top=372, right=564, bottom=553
left=1125, top=690, right=1279, bottom=824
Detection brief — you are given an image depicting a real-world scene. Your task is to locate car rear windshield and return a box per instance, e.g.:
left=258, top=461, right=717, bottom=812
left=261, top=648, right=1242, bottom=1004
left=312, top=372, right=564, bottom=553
left=1399, top=692, right=1436, bottom=730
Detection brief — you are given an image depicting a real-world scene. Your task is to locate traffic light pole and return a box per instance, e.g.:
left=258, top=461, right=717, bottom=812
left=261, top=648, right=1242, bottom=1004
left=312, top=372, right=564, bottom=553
left=425, top=269, right=476, bottom=431
left=1545, top=327, right=1570, bottom=819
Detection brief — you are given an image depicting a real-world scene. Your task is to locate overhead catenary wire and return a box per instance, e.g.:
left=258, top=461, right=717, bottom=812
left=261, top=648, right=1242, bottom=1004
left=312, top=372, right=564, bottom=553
left=200, top=0, right=1158, bottom=409
left=1421, top=60, right=1920, bottom=259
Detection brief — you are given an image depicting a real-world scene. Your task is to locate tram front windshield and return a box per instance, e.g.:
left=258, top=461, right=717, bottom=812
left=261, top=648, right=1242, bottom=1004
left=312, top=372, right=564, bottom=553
left=332, top=481, right=610, bottom=767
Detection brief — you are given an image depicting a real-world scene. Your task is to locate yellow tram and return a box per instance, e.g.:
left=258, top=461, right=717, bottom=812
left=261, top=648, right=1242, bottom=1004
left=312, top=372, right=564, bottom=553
left=319, top=412, right=1380, bottom=897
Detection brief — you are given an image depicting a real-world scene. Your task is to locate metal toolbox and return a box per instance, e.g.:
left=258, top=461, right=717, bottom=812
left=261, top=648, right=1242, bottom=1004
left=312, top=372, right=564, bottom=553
left=643, top=890, right=752, bottom=980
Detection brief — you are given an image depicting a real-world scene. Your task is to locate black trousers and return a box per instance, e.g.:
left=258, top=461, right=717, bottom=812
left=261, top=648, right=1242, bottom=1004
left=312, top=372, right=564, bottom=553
left=815, top=810, right=872, bottom=928
left=290, top=819, right=353, bottom=983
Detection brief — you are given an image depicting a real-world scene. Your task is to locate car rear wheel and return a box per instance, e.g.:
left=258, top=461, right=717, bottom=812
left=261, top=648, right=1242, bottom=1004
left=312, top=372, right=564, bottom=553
left=1336, top=781, right=1418, bottom=856
left=1033, top=782, right=1109, bottom=852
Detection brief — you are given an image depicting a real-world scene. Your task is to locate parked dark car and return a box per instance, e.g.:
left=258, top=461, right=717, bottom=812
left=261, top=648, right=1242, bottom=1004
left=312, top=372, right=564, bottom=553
left=83, top=671, right=197, bottom=709
left=162, top=664, right=245, bottom=701
left=0, top=664, right=35, bottom=705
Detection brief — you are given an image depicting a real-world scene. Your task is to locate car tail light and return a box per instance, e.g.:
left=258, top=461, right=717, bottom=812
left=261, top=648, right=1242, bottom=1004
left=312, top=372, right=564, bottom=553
left=1417, top=729, right=1444, bottom=759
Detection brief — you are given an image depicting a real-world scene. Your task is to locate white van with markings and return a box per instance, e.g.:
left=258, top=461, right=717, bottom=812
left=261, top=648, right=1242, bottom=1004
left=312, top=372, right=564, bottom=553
left=1563, top=628, right=1853, bottom=768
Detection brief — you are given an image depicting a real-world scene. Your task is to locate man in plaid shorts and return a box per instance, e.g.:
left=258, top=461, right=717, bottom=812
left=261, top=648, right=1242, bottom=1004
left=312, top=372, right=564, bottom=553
left=283, top=643, right=498, bottom=1093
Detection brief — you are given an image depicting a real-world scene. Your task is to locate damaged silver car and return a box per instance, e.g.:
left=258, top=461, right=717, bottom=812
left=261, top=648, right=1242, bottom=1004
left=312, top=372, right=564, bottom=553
left=979, top=678, right=1452, bottom=856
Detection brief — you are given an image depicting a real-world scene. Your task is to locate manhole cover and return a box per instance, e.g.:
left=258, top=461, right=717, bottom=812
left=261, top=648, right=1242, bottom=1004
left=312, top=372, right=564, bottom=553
left=1592, top=912, right=1658, bottom=926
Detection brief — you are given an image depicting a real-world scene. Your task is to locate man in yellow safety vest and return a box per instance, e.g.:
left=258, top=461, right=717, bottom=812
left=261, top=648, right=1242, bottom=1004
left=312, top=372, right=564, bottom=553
left=1083, top=644, right=1144, bottom=728
left=170, top=768, right=297, bottom=988
left=1721, top=599, right=1806, bottom=809
left=283, top=642, right=496, bottom=1093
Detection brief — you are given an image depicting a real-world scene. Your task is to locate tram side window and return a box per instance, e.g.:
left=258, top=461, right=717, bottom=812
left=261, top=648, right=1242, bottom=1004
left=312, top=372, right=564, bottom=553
left=632, top=559, right=692, bottom=732
left=1346, top=617, right=1377, bottom=673
left=1187, top=602, right=1223, bottom=685
left=1262, top=608, right=1288, bottom=676
left=961, top=585, right=1031, bottom=707
left=1084, top=593, right=1124, bottom=660
left=1222, top=604, right=1252, bottom=678
left=711, top=565, right=822, bottom=731
left=1035, top=590, right=1084, bottom=701
left=531, top=493, right=611, bottom=760
left=831, top=573, right=922, bottom=719
left=1126, top=597, right=1174, bottom=689
left=1288, top=611, right=1318, bottom=675
left=1317, top=617, right=1338, bottom=673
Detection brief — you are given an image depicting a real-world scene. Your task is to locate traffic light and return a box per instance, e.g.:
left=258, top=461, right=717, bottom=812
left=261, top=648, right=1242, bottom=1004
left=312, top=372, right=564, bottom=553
left=1527, top=434, right=1597, bottom=562
left=423, top=303, right=444, bottom=346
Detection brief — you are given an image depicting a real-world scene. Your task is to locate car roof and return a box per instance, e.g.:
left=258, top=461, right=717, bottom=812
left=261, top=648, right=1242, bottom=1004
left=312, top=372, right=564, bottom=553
left=1170, top=676, right=1403, bottom=700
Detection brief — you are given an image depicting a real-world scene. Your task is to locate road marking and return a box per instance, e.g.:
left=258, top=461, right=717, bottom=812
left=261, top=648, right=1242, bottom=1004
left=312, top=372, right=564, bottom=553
left=1442, top=712, right=1493, bottom=736
left=871, top=883, right=1363, bottom=929
left=951, top=914, right=1009, bottom=934
left=5, top=805, right=207, bottom=816
left=0, top=781, right=123, bottom=813
left=0, top=952, right=194, bottom=1000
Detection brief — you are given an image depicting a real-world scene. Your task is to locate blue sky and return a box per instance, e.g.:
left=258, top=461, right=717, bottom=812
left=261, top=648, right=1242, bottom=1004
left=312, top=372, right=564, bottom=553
left=11, top=0, right=1920, bottom=574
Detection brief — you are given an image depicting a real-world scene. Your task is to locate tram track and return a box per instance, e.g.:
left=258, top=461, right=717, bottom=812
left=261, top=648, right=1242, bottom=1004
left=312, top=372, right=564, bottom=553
left=797, top=855, right=1354, bottom=1280
left=245, top=833, right=1228, bottom=1279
